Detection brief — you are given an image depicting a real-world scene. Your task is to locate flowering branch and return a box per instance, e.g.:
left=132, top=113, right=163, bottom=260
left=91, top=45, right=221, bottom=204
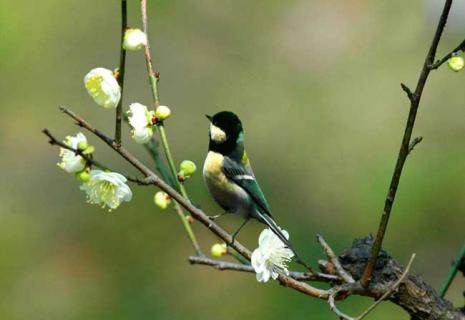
left=114, top=0, right=127, bottom=145
left=56, top=106, right=335, bottom=299
left=43, top=129, right=109, bottom=171
left=361, top=0, right=453, bottom=287
left=137, top=0, right=200, bottom=254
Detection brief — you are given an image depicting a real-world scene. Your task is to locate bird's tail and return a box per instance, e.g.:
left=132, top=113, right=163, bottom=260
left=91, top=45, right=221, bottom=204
left=258, top=213, right=312, bottom=272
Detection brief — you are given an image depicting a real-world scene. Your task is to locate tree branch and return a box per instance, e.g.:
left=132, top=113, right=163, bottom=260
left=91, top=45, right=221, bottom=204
left=361, top=0, right=454, bottom=287
left=188, top=256, right=340, bottom=282
left=114, top=0, right=127, bottom=145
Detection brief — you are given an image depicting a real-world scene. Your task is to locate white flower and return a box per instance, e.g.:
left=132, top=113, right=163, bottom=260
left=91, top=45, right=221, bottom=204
left=84, top=68, right=121, bottom=109
left=57, top=132, right=88, bottom=173
left=80, top=170, right=132, bottom=210
left=251, top=228, right=294, bottom=283
left=127, top=103, right=154, bottom=144
left=123, top=28, right=147, bottom=50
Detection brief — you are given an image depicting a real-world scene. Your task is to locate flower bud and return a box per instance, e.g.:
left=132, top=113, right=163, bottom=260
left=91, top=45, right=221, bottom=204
left=82, top=145, right=95, bottom=155
left=179, top=160, right=197, bottom=177
left=211, top=243, right=228, bottom=257
left=153, top=191, right=171, bottom=209
left=76, top=170, right=90, bottom=182
left=77, top=140, right=89, bottom=151
left=123, top=28, right=147, bottom=51
left=155, top=105, right=171, bottom=121
left=448, top=55, right=465, bottom=72
left=186, top=215, right=193, bottom=224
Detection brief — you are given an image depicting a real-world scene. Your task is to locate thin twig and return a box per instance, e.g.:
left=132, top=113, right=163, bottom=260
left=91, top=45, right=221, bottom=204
left=115, top=0, right=127, bottom=145
left=361, top=0, right=453, bottom=287
left=188, top=256, right=340, bottom=282
left=316, top=234, right=354, bottom=283
left=57, top=106, right=330, bottom=299
left=430, top=39, right=465, bottom=70
left=438, top=242, right=465, bottom=297
left=140, top=0, right=160, bottom=106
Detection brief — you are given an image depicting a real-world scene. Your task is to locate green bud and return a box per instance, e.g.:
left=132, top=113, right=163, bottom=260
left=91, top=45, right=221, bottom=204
left=153, top=191, right=171, bottom=209
left=77, top=140, right=89, bottom=151
left=122, top=28, right=147, bottom=51
left=82, top=145, right=95, bottom=155
left=179, top=160, right=196, bottom=177
left=76, top=170, right=90, bottom=182
left=448, top=55, right=465, bottom=72
left=211, top=243, right=227, bottom=257
left=155, top=105, right=171, bottom=121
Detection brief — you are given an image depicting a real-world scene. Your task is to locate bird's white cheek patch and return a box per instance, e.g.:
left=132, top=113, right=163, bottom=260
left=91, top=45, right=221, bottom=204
left=210, top=124, right=226, bottom=142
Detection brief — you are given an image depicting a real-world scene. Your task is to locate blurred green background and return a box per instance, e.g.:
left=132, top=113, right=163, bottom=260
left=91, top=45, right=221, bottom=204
left=1, top=0, right=464, bottom=319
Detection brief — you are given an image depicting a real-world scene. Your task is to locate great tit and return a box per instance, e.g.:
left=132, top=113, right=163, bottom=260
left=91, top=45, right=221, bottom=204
left=203, top=111, right=308, bottom=268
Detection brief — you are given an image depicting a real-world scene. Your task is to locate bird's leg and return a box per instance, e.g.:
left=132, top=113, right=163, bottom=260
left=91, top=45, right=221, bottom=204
left=208, top=211, right=228, bottom=221
left=230, top=219, right=249, bottom=245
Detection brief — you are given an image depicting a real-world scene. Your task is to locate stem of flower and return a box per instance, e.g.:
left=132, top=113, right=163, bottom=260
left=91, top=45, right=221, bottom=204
left=115, top=0, right=127, bottom=145
left=438, top=242, right=465, bottom=298
left=140, top=0, right=202, bottom=255
left=158, top=124, right=189, bottom=197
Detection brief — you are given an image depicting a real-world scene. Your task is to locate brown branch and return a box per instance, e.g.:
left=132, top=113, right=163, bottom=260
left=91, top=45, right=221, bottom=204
left=56, top=106, right=330, bottom=299
left=361, top=0, right=454, bottom=287
left=114, top=0, right=127, bottom=145
left=188, top=256, right=340, bottom=283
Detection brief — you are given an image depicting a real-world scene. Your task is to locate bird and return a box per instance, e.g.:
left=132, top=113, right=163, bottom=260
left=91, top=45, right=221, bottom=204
left=203, top=111, right=309, bottom=269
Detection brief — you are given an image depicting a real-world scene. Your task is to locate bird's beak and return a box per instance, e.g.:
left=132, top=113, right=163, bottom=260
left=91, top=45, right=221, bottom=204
left=205, top=114, right=212, bottom=122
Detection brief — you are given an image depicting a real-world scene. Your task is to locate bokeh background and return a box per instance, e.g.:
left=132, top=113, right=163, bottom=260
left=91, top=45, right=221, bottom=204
left=1, top=0, right=464, bottom=319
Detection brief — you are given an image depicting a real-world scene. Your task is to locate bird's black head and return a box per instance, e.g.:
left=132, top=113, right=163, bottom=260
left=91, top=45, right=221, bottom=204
left=206, top=111, right=244, bottom=156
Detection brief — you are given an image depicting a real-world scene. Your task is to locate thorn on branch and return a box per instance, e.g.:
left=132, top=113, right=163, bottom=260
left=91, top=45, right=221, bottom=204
left=408, top=136, right=423, bottom=154
left=400, top=83, right=415, bottom=101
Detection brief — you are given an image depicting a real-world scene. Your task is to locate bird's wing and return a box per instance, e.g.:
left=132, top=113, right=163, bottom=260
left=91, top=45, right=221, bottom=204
left=222, top=156, right=272, bottom=217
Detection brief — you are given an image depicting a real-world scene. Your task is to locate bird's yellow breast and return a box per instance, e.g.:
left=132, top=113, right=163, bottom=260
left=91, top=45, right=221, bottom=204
left=203, top=151, right=227, bottom=187
left=203, top=151, right=252, bottom=217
